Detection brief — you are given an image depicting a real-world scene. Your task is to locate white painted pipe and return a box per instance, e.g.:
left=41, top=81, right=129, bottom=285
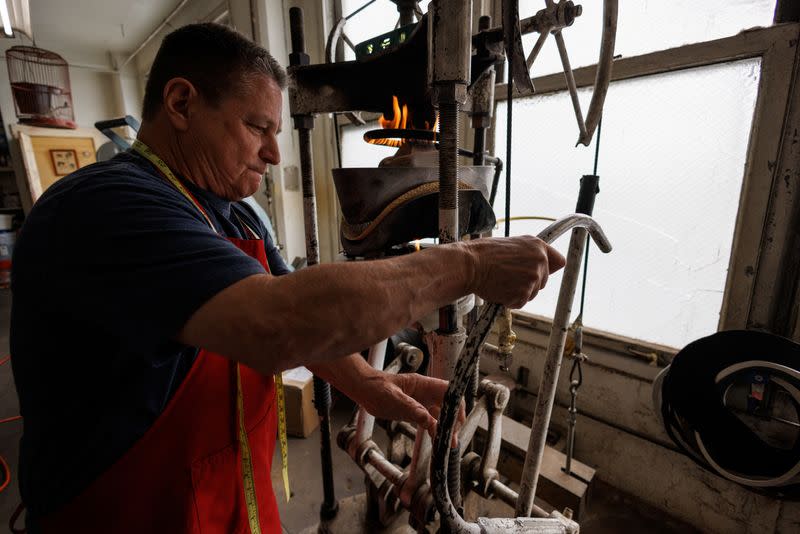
left=354, top=339, right=389, bottom=445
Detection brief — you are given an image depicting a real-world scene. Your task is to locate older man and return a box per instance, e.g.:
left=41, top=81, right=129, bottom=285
left=10, top=23, right=564, bottom=534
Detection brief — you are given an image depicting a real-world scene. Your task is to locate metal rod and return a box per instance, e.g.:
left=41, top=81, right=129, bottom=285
left=438, top=94, right=461, bottom=332
left=526, top=30, right=550, bottom=70
left=346, top=0, right=377, bottom=20
left=554, top=30, right=588, bottom=142
left=401, top=429, right=432, bottom=507
left=564, top=383, right=578, bottom=475
left=487, top=479, right=551, bottom=519
left=432, top=215, right=611, bottom=533
left=396, top=0, right=416, bottom=26
left=365, top=448, right=405, bottom=486
left=289, top=6, right=306, bottom=55
left=290, top=7, right=337, bottom=521
left=515, top=228, right=588, bottom=517
left=577, top=0, right=618, bottom=146
left=312, top=376, right=338, bottom=519
left=355, top=339, right=388, bottom=445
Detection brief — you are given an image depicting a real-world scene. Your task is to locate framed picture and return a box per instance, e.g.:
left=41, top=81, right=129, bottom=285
left=13, top=126, right=102, bottom=211
left=50, top=149, right=79, bottom=176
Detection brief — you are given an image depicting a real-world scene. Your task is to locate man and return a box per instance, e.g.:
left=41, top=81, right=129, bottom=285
left=10, top=23, right=564, bottom=533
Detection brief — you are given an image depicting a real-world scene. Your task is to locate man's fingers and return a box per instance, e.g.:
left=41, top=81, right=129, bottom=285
left=546, top=244, right=566, bottom=273
left=406, top=396, right=436, bottom=430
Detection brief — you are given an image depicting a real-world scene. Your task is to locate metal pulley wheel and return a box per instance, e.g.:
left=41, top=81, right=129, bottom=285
left=502, top=0, right=618, bottom=146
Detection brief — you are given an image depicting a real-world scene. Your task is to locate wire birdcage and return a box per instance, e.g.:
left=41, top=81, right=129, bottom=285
left=6, top=46, right=76, bottom=129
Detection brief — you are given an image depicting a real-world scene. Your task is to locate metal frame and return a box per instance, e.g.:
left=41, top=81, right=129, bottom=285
left=492, top=23, right=800, bottom=350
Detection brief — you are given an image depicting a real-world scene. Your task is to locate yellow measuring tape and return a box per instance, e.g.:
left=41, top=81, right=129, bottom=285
left=132, top=140, right=291, bottom=531
left=274, top=372, right=291, bottom=501
left=236, top=365, right=262, bottom=534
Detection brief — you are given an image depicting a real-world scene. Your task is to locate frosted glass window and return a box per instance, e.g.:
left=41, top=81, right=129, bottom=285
left=493, top=59, right=761, bottom=349
left=516, top=0, right=775, bottom=78
left=340, top=0, right=431, bottom=60
left=340, top=121, right=395, bottom=168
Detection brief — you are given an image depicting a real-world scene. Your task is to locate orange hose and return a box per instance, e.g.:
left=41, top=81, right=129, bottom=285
left=0, top=454, right=9, bottom=493
left=0, top=355, right=9, bottom=366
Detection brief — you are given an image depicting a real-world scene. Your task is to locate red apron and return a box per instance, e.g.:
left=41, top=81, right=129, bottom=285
left=40, top=237, right=280, bottom=534
left=38, top=146, right=282, bottom=533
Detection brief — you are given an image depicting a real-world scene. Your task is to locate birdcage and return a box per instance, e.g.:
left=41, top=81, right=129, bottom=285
left=6, top=46, right=76, bottom=129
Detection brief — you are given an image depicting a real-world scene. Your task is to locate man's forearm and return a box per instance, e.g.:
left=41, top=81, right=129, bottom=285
left=259, top=244, right=475, bottom=371
left=180, top=243, right=476, bottom=375
left=181, top=234, right=564, bottom=376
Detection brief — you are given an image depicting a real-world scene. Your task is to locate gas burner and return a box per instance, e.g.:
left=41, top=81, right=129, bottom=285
left=363, top=128, right=438, bottom=146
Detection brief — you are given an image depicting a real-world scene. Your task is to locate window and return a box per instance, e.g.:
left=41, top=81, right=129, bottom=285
left=333, top=3, right=789, bottom=349
left=521, top=0, right=775, bottom=78
left=493, top=59, right=762, bottom=349
left=340, top=121, right=393, bottom=168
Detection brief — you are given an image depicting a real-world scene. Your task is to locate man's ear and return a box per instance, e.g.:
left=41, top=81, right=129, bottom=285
left=162, top=77, right=197, bottom=131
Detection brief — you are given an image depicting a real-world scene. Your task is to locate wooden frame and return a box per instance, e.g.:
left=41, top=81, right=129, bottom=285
left=10, top=124, right=107, bottom=212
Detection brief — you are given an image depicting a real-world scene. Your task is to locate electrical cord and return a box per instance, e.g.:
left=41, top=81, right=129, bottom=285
left=0, top=355, right=21, bottom=500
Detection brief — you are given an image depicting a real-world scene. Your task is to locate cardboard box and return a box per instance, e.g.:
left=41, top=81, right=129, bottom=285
left=281, top=366, right=319, bottom=438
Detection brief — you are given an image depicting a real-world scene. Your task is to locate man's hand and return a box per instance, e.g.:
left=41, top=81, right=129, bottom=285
left=463, top=236, right=566, bottom=309
left=357, top=371, right=465, bottom=446
left=310, top=355, right=465, bottom=447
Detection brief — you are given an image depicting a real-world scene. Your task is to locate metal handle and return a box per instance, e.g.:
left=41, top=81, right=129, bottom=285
left=432, top=214, right=611, bottom=533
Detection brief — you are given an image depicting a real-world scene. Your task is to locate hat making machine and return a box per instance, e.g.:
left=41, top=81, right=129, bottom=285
left=287, top=1, right=618, bottom=532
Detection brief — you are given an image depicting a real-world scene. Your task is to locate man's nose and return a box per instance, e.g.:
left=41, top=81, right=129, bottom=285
left=260, top=136, right=281, bottom=166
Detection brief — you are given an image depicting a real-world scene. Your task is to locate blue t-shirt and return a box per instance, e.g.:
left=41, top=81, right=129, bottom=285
left=10, top=150, right=290, bottom=520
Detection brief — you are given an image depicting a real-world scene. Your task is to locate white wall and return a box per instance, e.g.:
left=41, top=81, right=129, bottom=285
left=70, top=69, right=120, bottom=129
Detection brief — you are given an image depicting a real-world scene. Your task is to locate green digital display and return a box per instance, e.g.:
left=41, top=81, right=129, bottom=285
left=354, top=23, right=417, bottom=60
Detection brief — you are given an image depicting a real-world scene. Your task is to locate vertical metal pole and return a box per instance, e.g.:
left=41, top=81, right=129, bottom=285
left=515, top=228, right=588, bottom=518
left=354, top=339, right=389, bottom=445
left=563, top=174, right=599, bottom=476
left=395, top=0, right=417, bottom=25
left=289, top=7, right=338, bottom=521
left=429, top=2, right=472, bottom=530
left=437, top=95, right=462, bottom=333
left=465, top=13, right=496, bottom=415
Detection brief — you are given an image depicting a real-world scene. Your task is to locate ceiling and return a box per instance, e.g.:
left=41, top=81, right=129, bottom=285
left=17, top=0, right=226, bottom=67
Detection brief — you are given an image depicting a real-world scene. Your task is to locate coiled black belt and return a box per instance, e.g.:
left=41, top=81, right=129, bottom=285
left=654, top=330, right=800, bottom=493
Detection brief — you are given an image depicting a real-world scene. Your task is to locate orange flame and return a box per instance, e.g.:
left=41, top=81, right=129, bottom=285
left=369, top=96, right=437, bottom=148
left=373, top=96, right=409, bottom=148
left=379, top=95, right=408, bottom=130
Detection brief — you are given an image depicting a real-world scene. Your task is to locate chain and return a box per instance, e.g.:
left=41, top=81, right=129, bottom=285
left=564, top=117, right=603, bottom=476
